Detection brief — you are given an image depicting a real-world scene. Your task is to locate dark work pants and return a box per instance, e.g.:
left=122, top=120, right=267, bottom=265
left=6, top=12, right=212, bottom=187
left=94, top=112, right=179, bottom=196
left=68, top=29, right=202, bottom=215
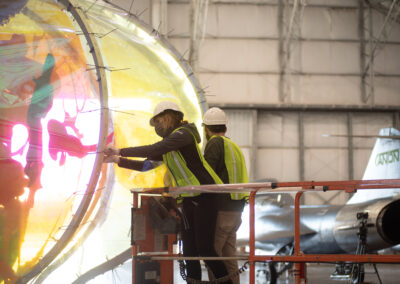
left=182, top=195, right=232, bottom=284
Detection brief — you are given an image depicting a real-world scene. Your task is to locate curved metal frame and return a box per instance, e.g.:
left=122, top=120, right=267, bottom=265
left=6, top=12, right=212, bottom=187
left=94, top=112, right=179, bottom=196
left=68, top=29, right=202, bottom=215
left=15, top=0, right=211, bottom=281
left=103, top=0, right=209, bottom=115
left=17, top=0, right=109, bottom=282
left=16, top=0, right=212, bottom=281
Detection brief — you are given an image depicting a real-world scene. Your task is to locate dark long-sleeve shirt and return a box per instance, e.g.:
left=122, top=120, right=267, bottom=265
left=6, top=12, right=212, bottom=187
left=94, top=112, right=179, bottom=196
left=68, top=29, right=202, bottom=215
left=204, top=136, right=245, bottom=211
left=204, top=136, right=229, bottom=184
left=118, top=123, right=216, bottom=185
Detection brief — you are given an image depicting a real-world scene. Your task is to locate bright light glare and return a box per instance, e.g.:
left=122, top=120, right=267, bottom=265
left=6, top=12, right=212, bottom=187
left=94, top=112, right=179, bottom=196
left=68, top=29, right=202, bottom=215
left=108, top=97, right=153, bottom=113
left=136, top=27, right=156, bottom=44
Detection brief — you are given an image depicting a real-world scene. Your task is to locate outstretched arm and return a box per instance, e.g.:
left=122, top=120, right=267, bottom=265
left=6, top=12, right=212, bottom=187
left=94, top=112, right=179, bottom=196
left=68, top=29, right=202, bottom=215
left=119, top=128, right=193, bottom=159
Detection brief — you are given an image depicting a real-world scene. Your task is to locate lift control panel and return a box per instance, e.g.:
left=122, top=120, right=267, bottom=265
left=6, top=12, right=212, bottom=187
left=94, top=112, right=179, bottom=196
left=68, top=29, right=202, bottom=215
left=132, top=194, right=177, bottom=284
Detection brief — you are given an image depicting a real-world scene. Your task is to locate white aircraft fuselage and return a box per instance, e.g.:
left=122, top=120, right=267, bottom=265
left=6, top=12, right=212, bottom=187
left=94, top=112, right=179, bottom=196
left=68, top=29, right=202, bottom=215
left=237, top=128, right=400, bottom=255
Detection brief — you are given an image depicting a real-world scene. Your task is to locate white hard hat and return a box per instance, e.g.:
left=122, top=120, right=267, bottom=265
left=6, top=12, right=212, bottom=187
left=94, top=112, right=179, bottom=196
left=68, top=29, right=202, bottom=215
left=203, top=107, right=227, bottom=125
left=150, top=101, right=183, bottom=126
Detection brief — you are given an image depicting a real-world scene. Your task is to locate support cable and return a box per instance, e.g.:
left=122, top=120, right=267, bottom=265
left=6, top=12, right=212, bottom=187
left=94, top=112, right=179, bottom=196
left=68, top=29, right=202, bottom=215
left=16, top=0, right=110, bottom=282
left=363, top=0, right=399, bottom=75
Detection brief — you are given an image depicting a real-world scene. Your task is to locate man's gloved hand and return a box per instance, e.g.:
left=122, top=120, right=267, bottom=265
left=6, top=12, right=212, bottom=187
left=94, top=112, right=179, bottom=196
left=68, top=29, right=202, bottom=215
left=104, top=146, right=120, bottom=156
left=103, top=154, right=120, bottom=164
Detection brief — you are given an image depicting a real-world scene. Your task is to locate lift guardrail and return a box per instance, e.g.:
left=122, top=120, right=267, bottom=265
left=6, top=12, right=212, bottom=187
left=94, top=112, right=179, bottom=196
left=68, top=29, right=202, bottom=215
left=131, top=179, right=400, bottom=284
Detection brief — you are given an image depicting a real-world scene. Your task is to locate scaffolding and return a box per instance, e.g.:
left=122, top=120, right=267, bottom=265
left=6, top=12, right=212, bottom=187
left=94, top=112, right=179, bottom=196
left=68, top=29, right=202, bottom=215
left=131, top=179, right=400, bottom=284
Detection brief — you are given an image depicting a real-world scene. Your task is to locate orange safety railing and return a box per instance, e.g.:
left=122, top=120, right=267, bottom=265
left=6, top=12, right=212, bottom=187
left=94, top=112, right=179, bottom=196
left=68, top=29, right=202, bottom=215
left=131, top=179, right=400, bottom=284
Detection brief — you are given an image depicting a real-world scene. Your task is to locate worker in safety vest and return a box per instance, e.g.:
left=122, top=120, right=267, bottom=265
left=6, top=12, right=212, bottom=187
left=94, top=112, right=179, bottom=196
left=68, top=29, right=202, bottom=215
left=203, top=107, right=249, bottom=284
left=103, top=101, right=232, bottom=284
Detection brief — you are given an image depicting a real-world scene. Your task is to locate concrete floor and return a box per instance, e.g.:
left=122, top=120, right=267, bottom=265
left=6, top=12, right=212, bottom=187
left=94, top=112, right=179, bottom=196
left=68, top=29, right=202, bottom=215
left=101, top=260, right=400, bottom=283
left=174, top=262, right=400, bottom=283
left=305, top=263, right=398, bottom=284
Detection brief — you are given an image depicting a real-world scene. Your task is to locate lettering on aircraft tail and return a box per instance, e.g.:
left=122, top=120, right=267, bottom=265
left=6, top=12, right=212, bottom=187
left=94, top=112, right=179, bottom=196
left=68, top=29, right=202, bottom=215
left=375, top=149, right=400, bottom=166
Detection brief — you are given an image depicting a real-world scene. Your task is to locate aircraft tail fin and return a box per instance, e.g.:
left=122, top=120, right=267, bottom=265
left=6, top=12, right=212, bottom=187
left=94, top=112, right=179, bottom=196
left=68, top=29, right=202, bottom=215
left=348, top=127, right=400, bottom=204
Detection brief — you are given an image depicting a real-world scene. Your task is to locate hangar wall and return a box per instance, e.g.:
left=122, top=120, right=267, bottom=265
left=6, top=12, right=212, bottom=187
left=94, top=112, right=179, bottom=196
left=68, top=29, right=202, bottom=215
left=113, top=0, right=400, bottom=205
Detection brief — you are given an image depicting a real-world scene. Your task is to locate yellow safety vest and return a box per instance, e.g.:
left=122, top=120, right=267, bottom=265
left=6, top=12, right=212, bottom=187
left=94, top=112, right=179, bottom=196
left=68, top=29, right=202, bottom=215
left=210, top=135, right=249, bottom=200
left=163, top=127, right=222, bottom=198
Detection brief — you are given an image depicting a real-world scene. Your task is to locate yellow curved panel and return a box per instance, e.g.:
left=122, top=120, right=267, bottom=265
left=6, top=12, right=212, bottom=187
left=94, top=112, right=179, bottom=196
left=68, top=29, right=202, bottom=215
left=1, top=0, right=204, bottom=282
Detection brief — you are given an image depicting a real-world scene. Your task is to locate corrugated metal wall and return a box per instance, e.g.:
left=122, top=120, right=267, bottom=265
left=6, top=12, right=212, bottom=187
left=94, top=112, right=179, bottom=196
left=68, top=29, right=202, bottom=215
left=113, top=0, right=400, bottom=205
left=226, top=109, right=396, bottom=204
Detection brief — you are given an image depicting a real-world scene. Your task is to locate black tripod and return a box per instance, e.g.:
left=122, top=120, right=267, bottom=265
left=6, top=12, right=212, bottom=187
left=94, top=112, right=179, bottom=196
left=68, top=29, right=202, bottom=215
left=331, top=212, right=369, bottom=284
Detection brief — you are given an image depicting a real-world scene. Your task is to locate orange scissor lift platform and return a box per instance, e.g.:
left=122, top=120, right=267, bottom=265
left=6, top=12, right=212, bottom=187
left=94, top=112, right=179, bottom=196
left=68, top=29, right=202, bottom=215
left=131, top=179, right=400, bottom=284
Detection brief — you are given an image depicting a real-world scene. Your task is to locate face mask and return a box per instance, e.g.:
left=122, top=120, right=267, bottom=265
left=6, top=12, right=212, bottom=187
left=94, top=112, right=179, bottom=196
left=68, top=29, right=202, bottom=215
left=155, top=124, right=174, bottom=138
left=155, top=124, right=167, bottom=137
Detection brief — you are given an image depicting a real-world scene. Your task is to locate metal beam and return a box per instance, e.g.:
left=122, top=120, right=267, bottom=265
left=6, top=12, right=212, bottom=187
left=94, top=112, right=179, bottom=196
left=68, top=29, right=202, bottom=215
left=250, top=109, right=258, bottom=181
left=366, top=0, right=400, bottom=24
left=367, top=4, right=375, bottom=104
left=394, top=112, right=400, bottom=129
left=170, top=0, right=358, bottom=9
left=278, top=0, right=304, bottom=102
left=151, top=0, right=168, bottom=36
left=278, top=0, right=285, bottom=101
left=258, top=146, right=370, bottom=150
left=363, top=0, right=399, bottom=75
left=170, top=33, right=400, bottom=44
left=198, top=70, right=400, bottom=77
left=359, top=0, right=367, bottom=104
left=17, top=0, right=110, bottom=282
left=210, top=103, right=400, bottom=111
left=347, top=112, right=354, bottom=180
left=298, top=111, right=304, bottom=181
left=361, top=0, right=400, bottom=104
left=188, top=0, right=209, bottom=72
left=169, top=34, right=400, bottom=44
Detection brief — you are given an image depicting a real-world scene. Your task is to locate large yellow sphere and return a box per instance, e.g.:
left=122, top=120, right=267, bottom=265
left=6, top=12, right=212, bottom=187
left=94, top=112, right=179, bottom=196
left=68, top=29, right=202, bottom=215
left=0, top=0, right=204, bottom=282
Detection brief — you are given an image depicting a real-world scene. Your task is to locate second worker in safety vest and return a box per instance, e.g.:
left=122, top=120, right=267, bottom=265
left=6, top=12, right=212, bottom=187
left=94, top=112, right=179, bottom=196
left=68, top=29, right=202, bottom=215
left=103, top=101, right=232, bottom=284
left=203, top=107, right=249, bottom=284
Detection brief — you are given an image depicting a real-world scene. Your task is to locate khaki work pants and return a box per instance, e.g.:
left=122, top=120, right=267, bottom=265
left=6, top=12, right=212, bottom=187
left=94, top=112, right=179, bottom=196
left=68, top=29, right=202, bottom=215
left=208, top=210, right=242, bottom=284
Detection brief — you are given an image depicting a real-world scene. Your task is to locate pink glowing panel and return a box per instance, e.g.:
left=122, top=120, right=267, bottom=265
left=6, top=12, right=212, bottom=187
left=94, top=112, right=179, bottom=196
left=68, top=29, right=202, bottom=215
left=0, top=0, right=205, bottom=282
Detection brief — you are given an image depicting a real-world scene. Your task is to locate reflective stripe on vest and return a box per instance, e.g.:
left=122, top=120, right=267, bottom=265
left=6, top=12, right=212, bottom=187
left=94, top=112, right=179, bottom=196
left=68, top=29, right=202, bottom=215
left=226, top=140, right=237, bottom=183
left=163, top=127, right=222, bottom=198
left=172, top=151, right=191, bottom=185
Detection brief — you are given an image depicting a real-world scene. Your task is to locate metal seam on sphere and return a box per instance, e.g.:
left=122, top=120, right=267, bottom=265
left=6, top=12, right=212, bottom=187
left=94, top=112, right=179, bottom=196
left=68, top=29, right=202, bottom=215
left=17, top=0, right=109, bottom=282
left=103, top=0, right=208, bottom=115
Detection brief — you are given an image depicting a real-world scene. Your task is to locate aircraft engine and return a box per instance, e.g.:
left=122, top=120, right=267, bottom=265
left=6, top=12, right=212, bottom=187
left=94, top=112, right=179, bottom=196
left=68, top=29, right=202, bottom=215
left=333, top=198, right=400, bottom=253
